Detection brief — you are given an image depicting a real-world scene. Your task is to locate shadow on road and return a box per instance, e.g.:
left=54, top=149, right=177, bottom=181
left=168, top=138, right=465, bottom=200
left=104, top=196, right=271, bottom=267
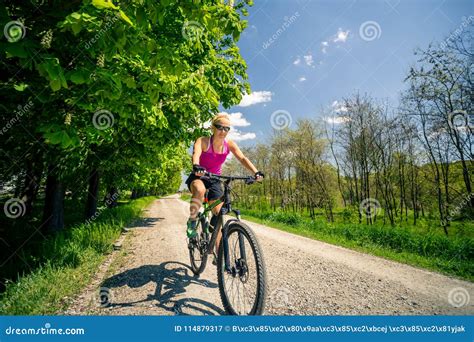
left=101, top=261, right=224, bottom=315
left=127, top=217, right=164, bottom=229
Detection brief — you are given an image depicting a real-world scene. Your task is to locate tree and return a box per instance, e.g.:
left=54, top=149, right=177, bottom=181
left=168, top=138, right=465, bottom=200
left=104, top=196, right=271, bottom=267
left=1, top=0, right=253, bottom=232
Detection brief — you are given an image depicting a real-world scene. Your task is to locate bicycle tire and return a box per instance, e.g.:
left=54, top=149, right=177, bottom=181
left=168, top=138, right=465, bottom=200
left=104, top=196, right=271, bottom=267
left=188, top=218, right=209, bottom=275
left=217, top=221, right=267, bottom=315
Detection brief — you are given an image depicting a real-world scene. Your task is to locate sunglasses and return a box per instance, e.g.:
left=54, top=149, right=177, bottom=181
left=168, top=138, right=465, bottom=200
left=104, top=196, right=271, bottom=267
left=213, top=123, right=231, bottom=132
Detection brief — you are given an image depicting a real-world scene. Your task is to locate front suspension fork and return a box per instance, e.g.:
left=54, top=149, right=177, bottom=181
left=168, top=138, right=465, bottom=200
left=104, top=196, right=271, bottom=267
left=222, top=209, right=246, bottom=273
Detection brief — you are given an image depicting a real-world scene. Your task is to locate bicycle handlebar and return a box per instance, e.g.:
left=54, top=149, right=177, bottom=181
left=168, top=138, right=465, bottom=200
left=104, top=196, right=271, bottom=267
left=200, top=171, right=256, bottom=184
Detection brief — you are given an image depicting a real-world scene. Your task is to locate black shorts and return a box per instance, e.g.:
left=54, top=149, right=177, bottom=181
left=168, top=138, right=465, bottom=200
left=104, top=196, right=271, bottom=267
left=185, top=173, right=223, bottom=201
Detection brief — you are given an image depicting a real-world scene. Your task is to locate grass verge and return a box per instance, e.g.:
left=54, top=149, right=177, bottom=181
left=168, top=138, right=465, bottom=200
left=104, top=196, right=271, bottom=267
left=239, top=209, right=473, bottom=282
left=0, top=196, right=156, bottom=315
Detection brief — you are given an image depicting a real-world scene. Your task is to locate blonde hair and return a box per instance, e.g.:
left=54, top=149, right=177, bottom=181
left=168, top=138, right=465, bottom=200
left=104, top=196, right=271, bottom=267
left=211, top=113, right=231, bottom=126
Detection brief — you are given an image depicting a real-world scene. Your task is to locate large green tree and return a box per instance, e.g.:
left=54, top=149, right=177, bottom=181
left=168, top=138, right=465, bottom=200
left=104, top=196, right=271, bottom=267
left=1, top=0, right=252, bottom=231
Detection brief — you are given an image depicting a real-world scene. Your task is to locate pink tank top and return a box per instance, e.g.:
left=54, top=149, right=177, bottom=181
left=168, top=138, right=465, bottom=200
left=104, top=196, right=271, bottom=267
left=199, top=136, right=229, bottom=175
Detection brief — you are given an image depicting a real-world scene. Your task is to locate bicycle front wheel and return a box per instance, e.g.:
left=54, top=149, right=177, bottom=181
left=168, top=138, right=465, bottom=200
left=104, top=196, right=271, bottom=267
left=217, top=221, right=267, bottom=315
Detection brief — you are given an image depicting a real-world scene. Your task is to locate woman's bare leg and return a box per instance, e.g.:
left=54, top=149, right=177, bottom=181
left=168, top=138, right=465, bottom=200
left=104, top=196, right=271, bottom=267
left=208, top=200, right=224, bottom=251
left=189, top=180, right=206, bottom=219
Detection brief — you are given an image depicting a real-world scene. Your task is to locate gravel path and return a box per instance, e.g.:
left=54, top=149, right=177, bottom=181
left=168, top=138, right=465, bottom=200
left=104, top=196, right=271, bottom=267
left=64, top=194, right=474, bottom=315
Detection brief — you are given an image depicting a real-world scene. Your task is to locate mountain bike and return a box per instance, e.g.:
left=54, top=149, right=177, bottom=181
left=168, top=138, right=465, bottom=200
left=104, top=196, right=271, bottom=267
left=187, top=172, right=267, bottom=315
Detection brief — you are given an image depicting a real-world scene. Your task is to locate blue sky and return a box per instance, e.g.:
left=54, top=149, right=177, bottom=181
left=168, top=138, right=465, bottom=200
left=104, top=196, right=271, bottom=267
left=221, top=0, right=473, bottom=148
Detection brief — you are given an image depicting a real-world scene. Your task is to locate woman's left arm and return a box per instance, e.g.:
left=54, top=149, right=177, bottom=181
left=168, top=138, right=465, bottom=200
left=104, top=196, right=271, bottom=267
left=228, top=140, right=259, bottom=175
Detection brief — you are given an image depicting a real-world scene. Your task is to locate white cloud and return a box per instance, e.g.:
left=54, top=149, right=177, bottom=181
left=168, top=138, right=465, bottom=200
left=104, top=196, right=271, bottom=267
left=294, top=55, right=316, bottom=68
left=321, top=41, right=328, bottom=54
left=299, top=76, right=306, bottom=82
left=324, top=100, right=350, bottom=124
left=203, top=115, right=255, bottom=141
left=228, top=128, right=256, bottom=141
left=317, top=29, right=350, bottom=62
left=333, top=28, right=349, bottom=43
left=238, top=91, right=272, bottom=107
left=331, top=100, right=348, bottom=113
left=323, top=116, right=351, bottom=124
left=303, top=54, right=314, bottom=67
left=219, top=111, right=251, bottom=127
left=202, top=120, right=212, bottom=129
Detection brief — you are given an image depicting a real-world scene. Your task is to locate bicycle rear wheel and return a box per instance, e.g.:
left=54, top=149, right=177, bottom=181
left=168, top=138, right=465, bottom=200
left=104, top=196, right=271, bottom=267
left=217, top=221, right=266, bottom=315
left=188, top=217, right=209, bottom=275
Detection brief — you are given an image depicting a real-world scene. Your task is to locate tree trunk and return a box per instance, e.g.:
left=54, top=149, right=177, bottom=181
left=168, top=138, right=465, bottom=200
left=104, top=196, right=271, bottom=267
left=42, top=165, right=65, bottom=233
left=105, top=186, right=118, bottom=208
left=85, top=168, right=100, bottom=220
left=21, top=153, right=43, bottom=216
left=13, top=171, right=24, bottom=198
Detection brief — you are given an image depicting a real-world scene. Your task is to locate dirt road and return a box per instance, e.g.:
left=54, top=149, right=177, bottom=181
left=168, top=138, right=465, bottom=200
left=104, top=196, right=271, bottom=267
left=64, top=195, right=474, bottom=315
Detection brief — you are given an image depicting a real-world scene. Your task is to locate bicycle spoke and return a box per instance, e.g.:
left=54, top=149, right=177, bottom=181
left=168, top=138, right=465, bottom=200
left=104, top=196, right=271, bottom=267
left=189, top=220, right=209, bottom=275
left=221, top=228, right=260, bottom=315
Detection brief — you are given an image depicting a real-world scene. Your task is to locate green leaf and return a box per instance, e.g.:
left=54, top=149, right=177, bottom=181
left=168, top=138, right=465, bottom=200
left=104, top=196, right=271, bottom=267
left=119, top=9, right=134, bottom=27
left=69, top=69, right=88, bottom=84
left=157, top=12, right=164, bottom=26
left=111, top=75, right=122, bottom=90
left=44, top=130, right=70, bottom=145
left=38, top=59, right=60, bottom=80
left=50, top=79, right=61, bottom=91
left=71, top=22, right=82, bottom=35
left=59, top=74, right=68, bottom=89
left=124, top=76, right=136, bottom=88
left=13, top=83, right=28, bottom=91
left=81, top=13, right=96, bottom=22
left=92, top=0, right=118, bottom=10
left=38, top=58, right=67, bottom=90
left=5, top=44, right=28, bottom=58
left=136, top=7, right=146, bottom=26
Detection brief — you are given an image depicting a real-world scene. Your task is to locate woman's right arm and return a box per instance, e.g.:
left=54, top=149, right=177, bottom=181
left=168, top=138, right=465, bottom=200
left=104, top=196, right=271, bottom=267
left=192, top=137, right=203, bottom=165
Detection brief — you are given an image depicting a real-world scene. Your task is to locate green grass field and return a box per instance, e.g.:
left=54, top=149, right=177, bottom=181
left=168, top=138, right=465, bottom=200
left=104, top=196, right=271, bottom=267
left=0, top=196, right=156, bottom=315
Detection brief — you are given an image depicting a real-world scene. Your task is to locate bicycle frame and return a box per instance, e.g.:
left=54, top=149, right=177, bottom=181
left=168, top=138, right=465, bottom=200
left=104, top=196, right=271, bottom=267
left=201, top=175, right=246, bottom=273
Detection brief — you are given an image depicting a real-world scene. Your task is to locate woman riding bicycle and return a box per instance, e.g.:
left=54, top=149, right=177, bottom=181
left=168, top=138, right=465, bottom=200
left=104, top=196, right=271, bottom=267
left=185, top=113, right=264, bottom=244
